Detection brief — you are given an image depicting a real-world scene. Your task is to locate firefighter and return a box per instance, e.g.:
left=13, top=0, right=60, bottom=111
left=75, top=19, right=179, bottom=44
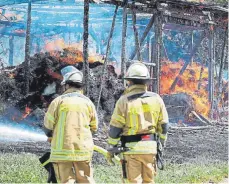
left=43, top=66, right=98, bottom=183
left=107, top=61, right=169, bottom=183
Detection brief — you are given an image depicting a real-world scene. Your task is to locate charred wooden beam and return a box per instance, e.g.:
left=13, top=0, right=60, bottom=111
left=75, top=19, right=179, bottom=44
left=147, top=35, right=150, bottom=61
left=83, top=0, right=90, bottom=96
left=208, top=25, right=215, bottom=104
left=170, top=32, right=206, bottom=91
left=9, top=36, right=14, bottom=66
left=131, top=2, right=142, bottom=61
left=149, top=34, right=154, bottom=92
left=135, top=0, right=153, bottom=5
left=191, top=111, right=210, bottom=125
left=158, top=3, right=212, bottom=24
left=152, top=12, right=163, bottom=94
left=102, top=0, right=154, bottom=13
left=162, top=40, right=168, bottom=60
left=36, top=38, right=41, bottom=53
left=97, top=5, right=119, bottom=111
left=190, top=31, right=194, bottom=65
left=121, top=0, right=128, bottom=81
left=218, top=28, right=228, bottom=92
left=163, top=23, right=205, bottom=32
left=24, top=0, right=32, bottom=95
left=198, top=65, right=204, bottom=90
left=170, top=126, right=211, bottom=130
left=130, top=14, right=155, bottom=60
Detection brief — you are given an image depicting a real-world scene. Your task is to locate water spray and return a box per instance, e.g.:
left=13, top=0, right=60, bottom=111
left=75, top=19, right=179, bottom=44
left=0, top=126, right=47, bottom=142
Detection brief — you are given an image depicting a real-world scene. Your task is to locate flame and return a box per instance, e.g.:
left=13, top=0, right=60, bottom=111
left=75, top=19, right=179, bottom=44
left=22, top=105, right=32, bottom=119
left=47, top=69, right=63, bottom=80
left=43, top=38, right=104, bottom=64
left=8, top=73, right=16, bottom=79
left=9, top=105, right=32, bottom=122
left=44, top=38, right=65, bottom=52
left=160, top=59, right=210, bottom=117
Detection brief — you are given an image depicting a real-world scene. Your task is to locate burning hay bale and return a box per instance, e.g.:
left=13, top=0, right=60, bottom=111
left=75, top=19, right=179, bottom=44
left=0, top=51, right=124, bottom=130
left=162, top=93, right=195, bottom=120
left=0, top=71, right=23, bottom=105
left=160, top=59, right=211, bottom=117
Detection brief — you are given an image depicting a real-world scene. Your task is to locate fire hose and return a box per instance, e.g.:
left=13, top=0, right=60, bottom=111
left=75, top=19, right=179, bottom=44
left=39, top=145, right=122, bottom=183
left=40, top=145, right=121, bottom=168
left=40, top=144, right=164, bottom=168
left=40, top=145, right=164, bottom=183
left=93, top=145, right=121, bottom=163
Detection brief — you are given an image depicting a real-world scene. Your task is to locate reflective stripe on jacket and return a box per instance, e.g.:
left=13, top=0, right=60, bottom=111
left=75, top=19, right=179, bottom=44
left=44, top=88, right=98, bottom=162
left=108, top=84, right=168, bottom=154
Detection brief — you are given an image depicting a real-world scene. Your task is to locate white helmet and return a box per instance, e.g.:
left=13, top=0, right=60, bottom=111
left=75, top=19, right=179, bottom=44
left=124, top=61, right=151, bottom=80
left=61, top=66, right=83, bottom=85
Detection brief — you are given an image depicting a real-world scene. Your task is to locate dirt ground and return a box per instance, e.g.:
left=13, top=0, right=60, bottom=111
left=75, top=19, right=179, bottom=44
left=0, top=125, right=228, bottom=164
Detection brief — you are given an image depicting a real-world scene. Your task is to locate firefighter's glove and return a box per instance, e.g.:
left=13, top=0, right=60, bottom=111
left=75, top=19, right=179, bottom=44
left=106, top=145, right=116, bottom=166
left=47, top=137, right=52, bottom=143
left=107, top=152, right=115, bottom=166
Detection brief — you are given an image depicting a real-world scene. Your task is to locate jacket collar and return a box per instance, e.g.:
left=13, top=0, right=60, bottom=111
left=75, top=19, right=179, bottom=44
left=63, top=87, right=83, bottom=95
left=124, top=84, right=147, bottom=94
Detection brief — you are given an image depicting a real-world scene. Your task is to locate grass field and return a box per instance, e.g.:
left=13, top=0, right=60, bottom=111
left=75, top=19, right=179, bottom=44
left=0, top=153, right=228, bottom=183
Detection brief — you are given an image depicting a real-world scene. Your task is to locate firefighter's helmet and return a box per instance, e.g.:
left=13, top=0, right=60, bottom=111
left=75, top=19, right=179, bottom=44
left=61, top=66, right=83, bottom=85
left=124, top=61, right=151, bottom=80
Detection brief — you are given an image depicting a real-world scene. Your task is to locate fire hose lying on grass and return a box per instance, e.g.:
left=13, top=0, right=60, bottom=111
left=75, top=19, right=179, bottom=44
left=39, top=143, right=164, bottom=183
left=39, top=145, right=121, bottom=183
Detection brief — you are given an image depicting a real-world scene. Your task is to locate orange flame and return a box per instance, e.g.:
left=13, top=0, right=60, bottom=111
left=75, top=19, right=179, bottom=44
left=22, top=105, right=32, bottom=119
left=47, top=69, right=63, bottom=80
left=43, top=38, right=104, bottom=64
left=8, top=73, right=16, bottom=79
left=160, top=59, right=210, bottom=117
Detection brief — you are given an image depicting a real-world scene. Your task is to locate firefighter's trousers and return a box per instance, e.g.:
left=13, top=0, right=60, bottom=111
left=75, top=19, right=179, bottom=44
left=123, top=154, right=157, bottom=184
left=53, top=161, right=95, bottom=183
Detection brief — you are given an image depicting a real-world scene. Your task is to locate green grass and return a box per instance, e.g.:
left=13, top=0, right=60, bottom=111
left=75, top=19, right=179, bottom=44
left=0, top=153, right=228, bottom=183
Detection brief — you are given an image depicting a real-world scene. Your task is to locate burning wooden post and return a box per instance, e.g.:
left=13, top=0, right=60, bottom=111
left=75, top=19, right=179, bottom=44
left=131, top=2, right=142, bottom=61
left=24, top=0, right=32, bottom=95
left=130, top=14, right=155, bottom=60
left=152, top=12, right=163, bottom=94
left=83, top=0, right=90, bottom=96
left=121, top=0, right=128, bottom=81
left=9, top=36, right=14, bottom=66
left=97, top=5, right=119, bottom=111
left=198, top=64, right=205, bottom=90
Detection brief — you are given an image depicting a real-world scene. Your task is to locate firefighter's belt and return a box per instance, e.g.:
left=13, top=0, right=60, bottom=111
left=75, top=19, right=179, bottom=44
left=121, top=134, right=156, bottom=145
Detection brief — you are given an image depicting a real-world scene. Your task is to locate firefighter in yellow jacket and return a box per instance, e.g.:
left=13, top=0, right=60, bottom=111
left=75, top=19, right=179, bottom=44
left=107, top=61, right=169, bottom=183
left=44, top=66, right=98, bottom=183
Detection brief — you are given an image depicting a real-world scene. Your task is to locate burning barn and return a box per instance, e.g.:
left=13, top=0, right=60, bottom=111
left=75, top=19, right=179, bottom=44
left=0, top=0, right=228, bottom=142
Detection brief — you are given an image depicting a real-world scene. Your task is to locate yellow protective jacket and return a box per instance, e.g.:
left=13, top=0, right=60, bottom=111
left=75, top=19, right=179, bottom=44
left=44, top=88, right=98, bottom=162
left=108, top=84, right=169, bottom=154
